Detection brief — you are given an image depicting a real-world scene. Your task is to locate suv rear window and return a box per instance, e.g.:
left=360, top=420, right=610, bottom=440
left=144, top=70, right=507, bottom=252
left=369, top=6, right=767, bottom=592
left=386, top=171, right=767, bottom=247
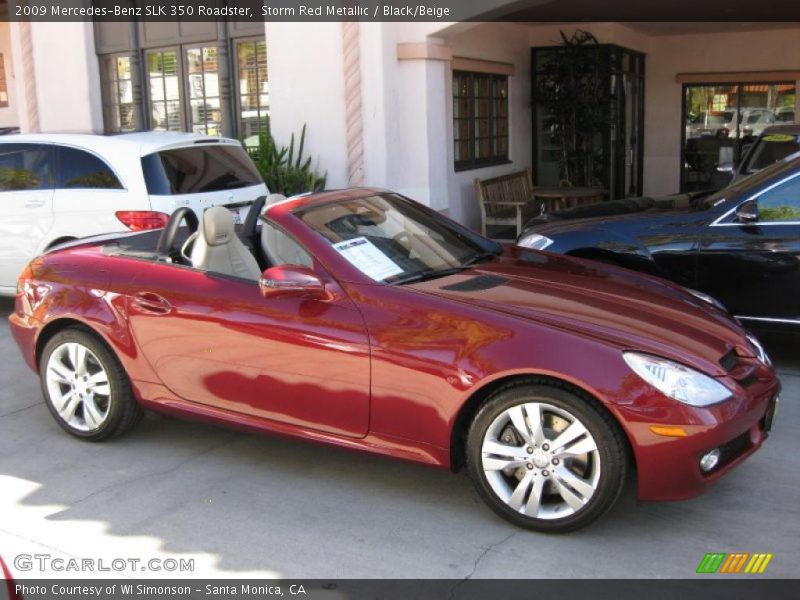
left=141, top=144, right=262, bottom=195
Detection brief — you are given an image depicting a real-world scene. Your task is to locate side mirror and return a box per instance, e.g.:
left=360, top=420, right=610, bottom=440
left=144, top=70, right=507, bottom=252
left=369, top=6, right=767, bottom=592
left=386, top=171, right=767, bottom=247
left=716, top=162, right=735, bottom=174
left=735, top=200, right=759, bottom=223
left=259, top=265, right=327, bottom=300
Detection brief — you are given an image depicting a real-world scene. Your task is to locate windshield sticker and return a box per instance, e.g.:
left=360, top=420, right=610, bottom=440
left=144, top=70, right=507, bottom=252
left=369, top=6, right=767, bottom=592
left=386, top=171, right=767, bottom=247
left=762, top=134, right=796, bottom=143
left=333, top=236, right=404, bottom=281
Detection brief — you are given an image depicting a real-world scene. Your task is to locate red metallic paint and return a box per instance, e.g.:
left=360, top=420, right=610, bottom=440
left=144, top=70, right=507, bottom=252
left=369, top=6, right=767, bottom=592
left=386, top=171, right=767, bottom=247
left=8, top=188, right=780, bottom=504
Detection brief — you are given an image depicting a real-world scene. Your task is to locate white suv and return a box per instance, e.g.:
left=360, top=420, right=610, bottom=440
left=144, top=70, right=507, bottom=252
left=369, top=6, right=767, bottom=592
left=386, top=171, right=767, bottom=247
left=0, top=132, right=267, bottom=295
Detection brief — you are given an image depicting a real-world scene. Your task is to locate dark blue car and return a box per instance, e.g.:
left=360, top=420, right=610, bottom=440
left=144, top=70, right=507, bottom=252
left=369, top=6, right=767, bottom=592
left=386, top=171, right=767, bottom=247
left=516, top=153, right=800, bottom=326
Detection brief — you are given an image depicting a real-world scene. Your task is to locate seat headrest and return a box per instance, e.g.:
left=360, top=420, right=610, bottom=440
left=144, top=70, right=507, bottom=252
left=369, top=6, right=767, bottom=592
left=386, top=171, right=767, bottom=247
left=201, top=206, right=235, bottom=247
left=266, top=193, right=287, bottom=206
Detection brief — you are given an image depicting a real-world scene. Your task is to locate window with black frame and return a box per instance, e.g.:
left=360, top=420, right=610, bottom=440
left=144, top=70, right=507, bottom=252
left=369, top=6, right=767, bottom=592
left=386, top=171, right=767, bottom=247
left=682, top=81, right=796, bottom=192
left=97, top=31, right=268, bottom=139
left=100, top=55, right=136, bottom=132
left=236, top=39, right=269, bottom=141
left=453, top=71, right=509, bottom=171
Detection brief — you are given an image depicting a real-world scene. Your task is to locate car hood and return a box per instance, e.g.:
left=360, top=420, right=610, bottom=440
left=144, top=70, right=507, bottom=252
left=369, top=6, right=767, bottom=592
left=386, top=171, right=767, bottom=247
left=530, top=206, right=698, bottom=237
left=408, top=251, right=749, bottom=376
left=522, top=193, right=714, bottom=237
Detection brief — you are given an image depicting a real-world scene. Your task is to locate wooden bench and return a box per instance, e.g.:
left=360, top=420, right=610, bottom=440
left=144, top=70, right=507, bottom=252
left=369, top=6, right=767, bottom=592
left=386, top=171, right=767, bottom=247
left=474, top=169, right=537, bottom=239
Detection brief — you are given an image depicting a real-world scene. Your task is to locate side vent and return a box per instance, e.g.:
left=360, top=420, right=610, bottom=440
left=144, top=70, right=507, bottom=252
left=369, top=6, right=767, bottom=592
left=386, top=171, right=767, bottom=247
left=719, top=349, right=738, bottom=372
left=441, top=275, right=508, bottom=292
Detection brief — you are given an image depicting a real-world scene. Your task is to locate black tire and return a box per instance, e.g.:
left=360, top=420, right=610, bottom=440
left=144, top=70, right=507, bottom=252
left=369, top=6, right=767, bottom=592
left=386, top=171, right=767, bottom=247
left=466, top=382, right=627, bottom=533
left=39, top=327, right=143, bottom=441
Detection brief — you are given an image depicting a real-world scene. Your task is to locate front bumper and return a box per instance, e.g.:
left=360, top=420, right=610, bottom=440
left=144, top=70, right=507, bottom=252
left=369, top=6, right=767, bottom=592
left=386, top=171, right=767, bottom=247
left=619, top=362, right=780, bottom=502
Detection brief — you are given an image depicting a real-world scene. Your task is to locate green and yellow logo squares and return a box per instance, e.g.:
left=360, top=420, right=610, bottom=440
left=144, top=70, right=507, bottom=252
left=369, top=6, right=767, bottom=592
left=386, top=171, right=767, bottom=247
left=696, top=552, right=773, bottom=574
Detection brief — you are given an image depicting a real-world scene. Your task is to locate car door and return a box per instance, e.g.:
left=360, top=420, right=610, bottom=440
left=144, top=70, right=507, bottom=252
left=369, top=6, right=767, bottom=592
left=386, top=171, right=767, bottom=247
left=0, top=143, right=54, bottom=291
left=126, top=226, right=371, bottom=437
left=697, top=173, right=800, bottom=321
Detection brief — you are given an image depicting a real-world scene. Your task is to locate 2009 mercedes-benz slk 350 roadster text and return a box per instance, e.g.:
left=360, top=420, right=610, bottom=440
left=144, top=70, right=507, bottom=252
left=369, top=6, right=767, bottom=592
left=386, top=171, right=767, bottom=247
left=8, top=189, right=780, bottom=532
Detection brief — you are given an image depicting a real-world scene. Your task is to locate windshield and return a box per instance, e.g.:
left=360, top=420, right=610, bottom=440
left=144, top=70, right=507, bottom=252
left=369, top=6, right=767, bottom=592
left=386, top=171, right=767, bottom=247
left=296, top=194, right=499, bottom=284
left=741, top=133, right=800, bottom=174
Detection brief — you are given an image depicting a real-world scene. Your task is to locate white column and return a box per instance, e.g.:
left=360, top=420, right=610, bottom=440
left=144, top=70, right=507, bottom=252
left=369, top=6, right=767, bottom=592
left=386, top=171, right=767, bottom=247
left=13, top=22, right=102, bottom=133
left=359, top=28, right=453, bottom=210
left=341, top=22, right=365, bottom=186
left=10, top=21, right=39, bottom=133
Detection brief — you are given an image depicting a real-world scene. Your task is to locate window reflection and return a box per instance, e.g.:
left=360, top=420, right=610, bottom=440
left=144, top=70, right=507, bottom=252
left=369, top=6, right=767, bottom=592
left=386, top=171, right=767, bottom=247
left=683, top=82, right=796, bottom=192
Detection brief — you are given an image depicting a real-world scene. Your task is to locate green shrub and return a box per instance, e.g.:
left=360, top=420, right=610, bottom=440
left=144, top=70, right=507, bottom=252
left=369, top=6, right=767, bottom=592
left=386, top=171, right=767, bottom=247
left=247, top=118, right=326, bottom=196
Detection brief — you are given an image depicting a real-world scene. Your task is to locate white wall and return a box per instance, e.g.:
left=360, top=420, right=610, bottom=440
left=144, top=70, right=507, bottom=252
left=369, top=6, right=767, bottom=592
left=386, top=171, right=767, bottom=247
left=0, top=21, right=20, bottom=129
left=359, top=23, right=453, bottom=210
left=440, top=22, right=533, bottom=228
left=265, top=22, right=349, bottom=189
left=23, top=22, right=102, bottom=132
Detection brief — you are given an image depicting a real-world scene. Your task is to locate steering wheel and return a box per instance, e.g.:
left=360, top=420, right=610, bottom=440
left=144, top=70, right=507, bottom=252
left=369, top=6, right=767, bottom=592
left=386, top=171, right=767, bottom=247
left=156, top=207, right=199, bottom=263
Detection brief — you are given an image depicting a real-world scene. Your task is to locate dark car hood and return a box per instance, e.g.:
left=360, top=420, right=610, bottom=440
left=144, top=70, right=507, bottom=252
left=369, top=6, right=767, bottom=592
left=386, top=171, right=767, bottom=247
left=409, top=252, right=749, bottom=376
left=531, top=206, right=698, bottom=237
left=524, top=193, right=712, bottom=237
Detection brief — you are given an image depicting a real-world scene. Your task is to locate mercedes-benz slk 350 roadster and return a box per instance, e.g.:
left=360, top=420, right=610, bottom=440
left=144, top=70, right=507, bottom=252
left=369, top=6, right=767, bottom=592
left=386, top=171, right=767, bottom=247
left=8, top=188, right=780, bottom=532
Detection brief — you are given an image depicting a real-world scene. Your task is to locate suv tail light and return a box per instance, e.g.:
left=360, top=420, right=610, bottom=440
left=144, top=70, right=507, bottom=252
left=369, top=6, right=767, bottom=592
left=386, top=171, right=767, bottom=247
left=115, top=211, right=170, bottom=231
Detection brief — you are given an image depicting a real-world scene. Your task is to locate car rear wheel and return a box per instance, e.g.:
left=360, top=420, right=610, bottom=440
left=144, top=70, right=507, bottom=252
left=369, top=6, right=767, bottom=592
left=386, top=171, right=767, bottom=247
left=466, top=383, right=626, bottom=533
left=40, top=328, right=142, bottom=441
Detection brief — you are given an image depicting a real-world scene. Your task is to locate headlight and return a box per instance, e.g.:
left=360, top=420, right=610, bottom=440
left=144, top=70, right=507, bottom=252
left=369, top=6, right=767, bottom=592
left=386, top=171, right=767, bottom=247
left=623, top=352, right=732, bottom=407
left=686, top=288, right=727, bottom=312
left=746, top=333, right=771, bottom=366
left=517, top=233, right=553, bottom=250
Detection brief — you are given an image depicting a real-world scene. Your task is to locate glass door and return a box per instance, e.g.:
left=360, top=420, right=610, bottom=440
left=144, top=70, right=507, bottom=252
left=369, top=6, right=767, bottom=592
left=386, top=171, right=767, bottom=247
left=185, top=46, right=222, bottom=135
left=531, top=44, right=645, bottom=200
left=146, top=49, right=183, bottom=131
left=681, top=82, right=796, bottom=192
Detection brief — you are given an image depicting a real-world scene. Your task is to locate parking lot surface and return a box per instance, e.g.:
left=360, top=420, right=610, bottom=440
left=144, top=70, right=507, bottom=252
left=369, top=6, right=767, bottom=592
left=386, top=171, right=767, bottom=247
left=1, top=297, right=798, bottom=579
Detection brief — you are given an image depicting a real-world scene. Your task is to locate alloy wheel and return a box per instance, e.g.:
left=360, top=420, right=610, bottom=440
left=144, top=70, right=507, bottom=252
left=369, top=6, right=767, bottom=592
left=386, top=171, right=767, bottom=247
left=481, top=401, right=601, bottom=519
left=44, top=342, right=112, bottom=432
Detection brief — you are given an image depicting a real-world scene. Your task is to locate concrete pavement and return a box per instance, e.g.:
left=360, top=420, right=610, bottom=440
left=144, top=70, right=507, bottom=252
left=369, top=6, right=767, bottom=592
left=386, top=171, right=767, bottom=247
left=1, top=297, right=798, bottom=579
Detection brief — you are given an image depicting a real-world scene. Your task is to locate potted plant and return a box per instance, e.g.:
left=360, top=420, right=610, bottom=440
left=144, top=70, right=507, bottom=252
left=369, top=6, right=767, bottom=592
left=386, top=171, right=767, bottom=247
left=534, top=30, right=610, bottom=187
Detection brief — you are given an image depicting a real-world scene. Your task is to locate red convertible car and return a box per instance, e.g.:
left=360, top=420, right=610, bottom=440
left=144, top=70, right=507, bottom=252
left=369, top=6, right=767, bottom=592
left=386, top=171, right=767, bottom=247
left=8, top=189, right=779, bottom=532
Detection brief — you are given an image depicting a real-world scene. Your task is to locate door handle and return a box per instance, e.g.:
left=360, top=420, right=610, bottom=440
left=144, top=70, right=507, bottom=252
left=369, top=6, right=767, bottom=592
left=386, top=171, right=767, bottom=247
left=131, top=292, right=171, bottom=315
left=25, top=200, right=46, bottom=208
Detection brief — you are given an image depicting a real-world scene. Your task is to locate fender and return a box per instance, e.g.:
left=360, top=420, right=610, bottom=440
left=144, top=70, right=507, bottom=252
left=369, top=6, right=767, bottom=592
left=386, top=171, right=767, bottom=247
left=24, top=253, right=159, bottom=384
left=539, top=227, right=660, bottom=274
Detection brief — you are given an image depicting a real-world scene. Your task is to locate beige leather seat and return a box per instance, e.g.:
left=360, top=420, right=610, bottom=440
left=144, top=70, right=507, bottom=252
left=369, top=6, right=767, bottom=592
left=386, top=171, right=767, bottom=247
left=261, top=224, right=314, bottom=268
left=190, top=206, right=262, bottom=280
left=265, top=192, right=287, bottom=206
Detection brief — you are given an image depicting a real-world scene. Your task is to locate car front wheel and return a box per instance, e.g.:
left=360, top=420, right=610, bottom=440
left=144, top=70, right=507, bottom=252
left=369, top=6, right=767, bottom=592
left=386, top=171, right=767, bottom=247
left=466, top=382, right=627, bottom=533
left=40, top=328, right=142, bottom=441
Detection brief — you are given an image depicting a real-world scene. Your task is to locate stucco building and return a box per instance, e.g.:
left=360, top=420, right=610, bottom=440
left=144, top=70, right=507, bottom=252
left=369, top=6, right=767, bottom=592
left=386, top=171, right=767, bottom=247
left=1, top=16, right=799, bottom=230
